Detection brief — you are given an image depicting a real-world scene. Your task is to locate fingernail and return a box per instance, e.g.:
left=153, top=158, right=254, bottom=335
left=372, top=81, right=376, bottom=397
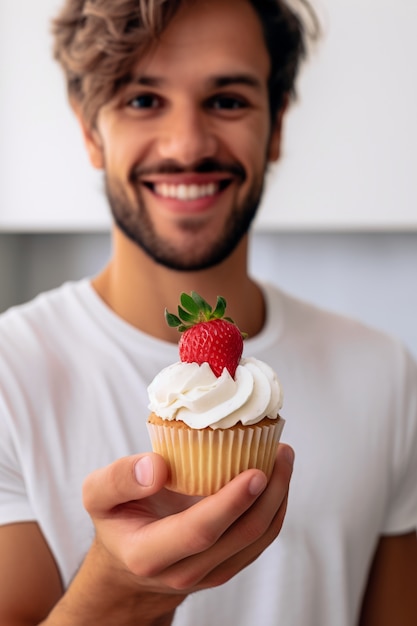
left=134, top=456, right=154, bottom=487
left=249, top=473, right=267, bottom=496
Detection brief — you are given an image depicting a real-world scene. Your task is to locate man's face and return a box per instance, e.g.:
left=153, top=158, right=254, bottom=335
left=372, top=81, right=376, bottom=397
left=85, top=0, right=282, bottom=271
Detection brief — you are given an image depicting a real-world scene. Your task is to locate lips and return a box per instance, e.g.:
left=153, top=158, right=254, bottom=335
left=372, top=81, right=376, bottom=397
left=148, top=180, right=232, bottom=200
left=134, top=159, right=244, bottom=205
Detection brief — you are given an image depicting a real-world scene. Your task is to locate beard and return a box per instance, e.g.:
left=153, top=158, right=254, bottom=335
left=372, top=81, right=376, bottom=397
left=104, top=160, right=267, bottom=272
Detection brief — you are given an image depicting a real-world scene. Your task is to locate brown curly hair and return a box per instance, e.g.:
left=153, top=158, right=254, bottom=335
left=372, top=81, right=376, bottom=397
left=52, top=0, right=318, bottom=128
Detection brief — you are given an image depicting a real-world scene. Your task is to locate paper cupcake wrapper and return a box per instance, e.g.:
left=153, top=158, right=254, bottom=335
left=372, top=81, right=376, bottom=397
left=147, top=418, right=285, bottom=496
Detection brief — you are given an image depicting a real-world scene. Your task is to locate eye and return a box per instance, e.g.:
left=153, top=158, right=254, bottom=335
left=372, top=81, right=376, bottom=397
left=128, top=93, right=162, bottom=109
left=208, top=94, right=248, bottom=111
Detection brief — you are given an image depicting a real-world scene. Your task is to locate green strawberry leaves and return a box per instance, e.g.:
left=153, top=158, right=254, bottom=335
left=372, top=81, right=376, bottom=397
left=212, top=296, right=227, bottom=319
left=180, top=292, right=201, bottom=316
left=165, top=291, right=239, bottom=332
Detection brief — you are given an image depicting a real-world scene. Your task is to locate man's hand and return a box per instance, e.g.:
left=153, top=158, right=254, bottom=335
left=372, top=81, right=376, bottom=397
left=84, top=444, right=294, bottom=591
left=44, top=444, right=294, bottom=625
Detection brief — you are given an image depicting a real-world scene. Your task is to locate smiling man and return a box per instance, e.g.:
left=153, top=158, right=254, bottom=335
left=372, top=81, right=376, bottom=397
left=0, top=1, right=416, bottom=625
left=79, top=0, right=284, bottom=278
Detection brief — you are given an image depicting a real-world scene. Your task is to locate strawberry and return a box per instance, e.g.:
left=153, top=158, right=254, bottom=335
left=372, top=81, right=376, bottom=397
left=165, top=292, right=245, bottom=378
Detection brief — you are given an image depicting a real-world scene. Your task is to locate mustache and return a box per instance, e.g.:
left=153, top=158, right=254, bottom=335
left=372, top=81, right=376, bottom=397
left=130, top=159, right=246, bottom=182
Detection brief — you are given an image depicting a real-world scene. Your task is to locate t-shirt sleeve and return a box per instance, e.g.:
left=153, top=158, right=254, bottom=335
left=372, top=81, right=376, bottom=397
left=0, top=397, right=35, bottom=525
left=382, top=346, right=417, bottom=535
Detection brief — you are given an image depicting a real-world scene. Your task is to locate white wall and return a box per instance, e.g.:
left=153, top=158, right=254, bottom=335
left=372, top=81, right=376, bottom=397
left=1, top=0, right=417, bottom=230
left=1, top=232, right=416, bottom=361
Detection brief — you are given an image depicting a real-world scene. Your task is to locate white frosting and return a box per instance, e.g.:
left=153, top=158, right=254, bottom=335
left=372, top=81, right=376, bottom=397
left=147, top=356, right=283, bottom=429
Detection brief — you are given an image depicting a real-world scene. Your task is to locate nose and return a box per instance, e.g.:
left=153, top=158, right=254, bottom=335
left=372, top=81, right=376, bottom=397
left=157, top=103, right=218, bottom=166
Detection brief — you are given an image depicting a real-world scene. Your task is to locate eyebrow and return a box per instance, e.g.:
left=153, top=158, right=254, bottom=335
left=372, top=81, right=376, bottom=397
left=134, top=73, right=263, bottom=91
left=210, top=74, right=263, bottom=90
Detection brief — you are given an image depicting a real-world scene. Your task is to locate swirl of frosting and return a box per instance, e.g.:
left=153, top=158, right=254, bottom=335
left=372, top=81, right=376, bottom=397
left=147, top=356, right=283, bottom=429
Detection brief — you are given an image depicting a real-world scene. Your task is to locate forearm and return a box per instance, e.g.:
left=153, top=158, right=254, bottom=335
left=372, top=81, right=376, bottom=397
left=40, top=541, right=185, bottom=626
left=359, top=532, right=417, bottom=626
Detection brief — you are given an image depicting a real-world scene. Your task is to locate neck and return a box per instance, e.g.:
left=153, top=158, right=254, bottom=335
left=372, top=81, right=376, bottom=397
left=92, top=227, right=265, bottom=343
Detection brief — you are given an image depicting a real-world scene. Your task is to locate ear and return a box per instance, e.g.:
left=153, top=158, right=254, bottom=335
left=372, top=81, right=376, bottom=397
left=71, top=100, right=105, bottom=170
left=267, top=96, right=289, bottom=163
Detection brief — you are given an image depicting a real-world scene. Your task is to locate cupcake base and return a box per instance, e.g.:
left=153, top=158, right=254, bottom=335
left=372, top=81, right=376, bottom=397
left=147, top=414, right=285, bottom=496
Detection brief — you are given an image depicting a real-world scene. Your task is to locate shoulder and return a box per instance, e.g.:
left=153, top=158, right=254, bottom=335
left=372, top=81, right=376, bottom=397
left=262, top=283, right=417, bottom=417
left=0, top=279, right=90, bottom=338
left=0, top=280, right=93, bottom=376
left=265, top=281, right=412, bottom=364
left=0, top=279, right=89, bottom=326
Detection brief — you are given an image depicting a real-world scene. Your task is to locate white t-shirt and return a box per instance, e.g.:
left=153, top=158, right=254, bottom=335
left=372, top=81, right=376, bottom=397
left=0, top=280, right=416, bottom=626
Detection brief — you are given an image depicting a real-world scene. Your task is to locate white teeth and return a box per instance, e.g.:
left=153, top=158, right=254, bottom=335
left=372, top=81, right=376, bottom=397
left=154, top=182, right=218, bottom=200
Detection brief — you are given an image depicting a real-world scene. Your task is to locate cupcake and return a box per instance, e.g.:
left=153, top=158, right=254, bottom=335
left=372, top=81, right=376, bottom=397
left=147, top=291, right=284, bottom=496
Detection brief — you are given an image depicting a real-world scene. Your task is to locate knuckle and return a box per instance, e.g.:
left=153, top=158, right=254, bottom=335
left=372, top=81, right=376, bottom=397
left=204, top=569, right=232, bottom=588
left=126, top=557, right=154, bottom=578
left=81, top=474, right=96, bottom=512
left=106, top=462, right=126, bottom=501
left=162, top=569, right=198, bottom=592
left=124, top=550, right=162, bottom=579
left=237, top=516, right=268, bottom=545
left=184, top=526, right=219, bottom=555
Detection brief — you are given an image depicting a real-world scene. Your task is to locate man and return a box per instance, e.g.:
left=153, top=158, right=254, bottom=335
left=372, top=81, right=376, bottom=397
left=0, top=1, right=416, bottom=625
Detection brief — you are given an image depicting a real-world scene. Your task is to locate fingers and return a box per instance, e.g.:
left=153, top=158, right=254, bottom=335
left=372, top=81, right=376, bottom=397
left=198, top=447, right=293, bottom=588
left=157, top=443, right=294, bottom=590
left=82, top=443, right=294, bottom=595
left=132, top=467, right=270, bottom=575
left=83, top=453, right=168, bottom=516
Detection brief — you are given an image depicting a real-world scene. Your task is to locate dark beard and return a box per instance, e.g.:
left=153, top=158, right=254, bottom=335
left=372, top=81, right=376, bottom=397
left=104, top=165, right=266, bottom=272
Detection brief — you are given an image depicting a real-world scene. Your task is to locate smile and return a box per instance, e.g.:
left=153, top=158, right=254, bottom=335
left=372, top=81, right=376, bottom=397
left=154, top=182, right=217, bottom=200
left=146, top=179, right=232, bottom=201
left=154, top=183, right=220, bottom=200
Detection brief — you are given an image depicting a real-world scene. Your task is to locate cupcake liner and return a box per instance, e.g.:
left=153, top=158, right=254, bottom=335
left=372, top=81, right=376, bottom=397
left=146, top=418, right=285, bottom=496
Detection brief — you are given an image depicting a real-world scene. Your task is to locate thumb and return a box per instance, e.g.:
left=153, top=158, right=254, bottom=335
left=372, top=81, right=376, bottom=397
left=83, top=453, right=168, bottom=516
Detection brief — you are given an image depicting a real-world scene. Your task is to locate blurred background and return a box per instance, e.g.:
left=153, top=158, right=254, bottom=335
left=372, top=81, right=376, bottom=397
left=1, top=0, right=416, bottom=358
